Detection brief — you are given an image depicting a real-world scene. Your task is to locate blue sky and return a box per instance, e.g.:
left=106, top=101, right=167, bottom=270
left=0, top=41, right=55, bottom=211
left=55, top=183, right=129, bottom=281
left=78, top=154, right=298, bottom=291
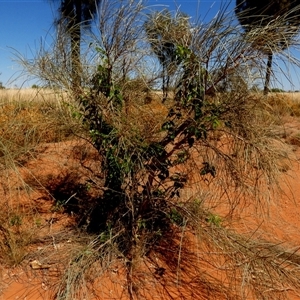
left=0, top=0, right=299, bottom=90
left=0, top=0, right=56, bottom=87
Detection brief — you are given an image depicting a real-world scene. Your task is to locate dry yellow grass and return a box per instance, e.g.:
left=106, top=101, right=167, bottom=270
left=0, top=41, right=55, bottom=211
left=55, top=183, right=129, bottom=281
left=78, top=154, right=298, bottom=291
left=0, top=88, right=82, bottom=266
left=264, top=92, right=300, bottom=117
left=0, top=88, right=80, bottom=167
left=281, top=92, right=300, bottom=101
left=0, top=88, right=69, bottom=103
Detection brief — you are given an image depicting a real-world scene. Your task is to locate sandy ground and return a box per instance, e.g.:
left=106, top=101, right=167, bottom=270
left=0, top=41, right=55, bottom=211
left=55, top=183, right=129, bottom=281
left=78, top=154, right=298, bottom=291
left=1, top=117, right=300, bottom=299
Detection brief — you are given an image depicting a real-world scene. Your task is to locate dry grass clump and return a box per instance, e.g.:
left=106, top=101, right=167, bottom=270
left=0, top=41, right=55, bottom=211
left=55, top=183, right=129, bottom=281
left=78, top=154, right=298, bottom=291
left=192, top=222, right=300, bottom=300
left=122, top=78, right=152, bottom=105
left=0, top=88, right=81, bottom=167
left=122, top=97, right=169, bottom=143
left=0, top=88, right=84, bottom=267
left=265, top=92, right=300, bottom=117
left=286, top=133, right=300, bottom=147
left=290, top=103, right=300, bottom=118
left=264, top=93, right=292, bottom=117
left=0, top=204, right=33, bottom=266
left=263, top=92, right=300, bottom=148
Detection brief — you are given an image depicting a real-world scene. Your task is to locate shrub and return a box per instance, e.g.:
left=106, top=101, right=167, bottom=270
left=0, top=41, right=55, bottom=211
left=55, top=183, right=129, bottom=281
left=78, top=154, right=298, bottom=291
left=17, top=1, right=300, bottom=299
left=270, top=88, right=285, bottom=93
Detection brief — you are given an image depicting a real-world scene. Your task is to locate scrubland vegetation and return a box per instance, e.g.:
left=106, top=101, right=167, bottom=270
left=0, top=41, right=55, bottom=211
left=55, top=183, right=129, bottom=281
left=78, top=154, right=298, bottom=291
left=2, top=0, right=300, bottom=299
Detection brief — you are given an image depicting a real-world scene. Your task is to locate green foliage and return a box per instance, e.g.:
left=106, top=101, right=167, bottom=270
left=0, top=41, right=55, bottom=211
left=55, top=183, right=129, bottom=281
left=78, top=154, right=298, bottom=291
left=90, top=47, right=122, bottom=106
left=200, top=162, right=216, bottom=177
left=99, top=226, right=113, bottom=243
left=51, top=199, right=66, bottom=213
left=168, top=207, right=185, bottom=226
left=270, top=88, right=285, bottom=93
left=9, top=214, right=22, bottom=227
left=174, top=46, right=206, bottom=120
left=174, top=150, right=189, bottom=164
left=206, top=213, right=222, bottom=227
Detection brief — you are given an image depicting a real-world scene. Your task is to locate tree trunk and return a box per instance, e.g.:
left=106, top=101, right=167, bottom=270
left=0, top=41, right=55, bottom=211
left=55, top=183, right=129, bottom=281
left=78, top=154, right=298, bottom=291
left=70, top=0, right=82, bottom=94
left=264, top=53, right=273, bottom=95
left=162, top=64, right=167, bottom=103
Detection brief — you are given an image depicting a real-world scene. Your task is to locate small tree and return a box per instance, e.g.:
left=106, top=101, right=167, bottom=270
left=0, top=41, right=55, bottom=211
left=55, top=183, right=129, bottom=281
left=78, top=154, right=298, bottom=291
left=19, top=2, right=300, bottom=299
left=144, top=9, right=191, bottom=101
left=235, top=0, right=300, bottom=94
left=54, top=0, right=101, bottom=92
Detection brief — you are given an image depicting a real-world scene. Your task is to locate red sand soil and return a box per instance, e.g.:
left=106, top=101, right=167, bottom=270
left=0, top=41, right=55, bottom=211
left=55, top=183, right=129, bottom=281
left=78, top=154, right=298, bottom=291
left=1, top=118, right=300, bottom=299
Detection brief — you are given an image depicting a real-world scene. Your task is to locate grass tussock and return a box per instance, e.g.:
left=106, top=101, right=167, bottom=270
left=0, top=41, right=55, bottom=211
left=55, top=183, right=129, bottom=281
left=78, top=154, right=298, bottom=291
left=265, top=92, right=300, bottom=118
left=0, top=207, right=31, bottom=266
left=0, top=88, right=84, bottom=268
left=0, top=88, right=82, bottom=168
